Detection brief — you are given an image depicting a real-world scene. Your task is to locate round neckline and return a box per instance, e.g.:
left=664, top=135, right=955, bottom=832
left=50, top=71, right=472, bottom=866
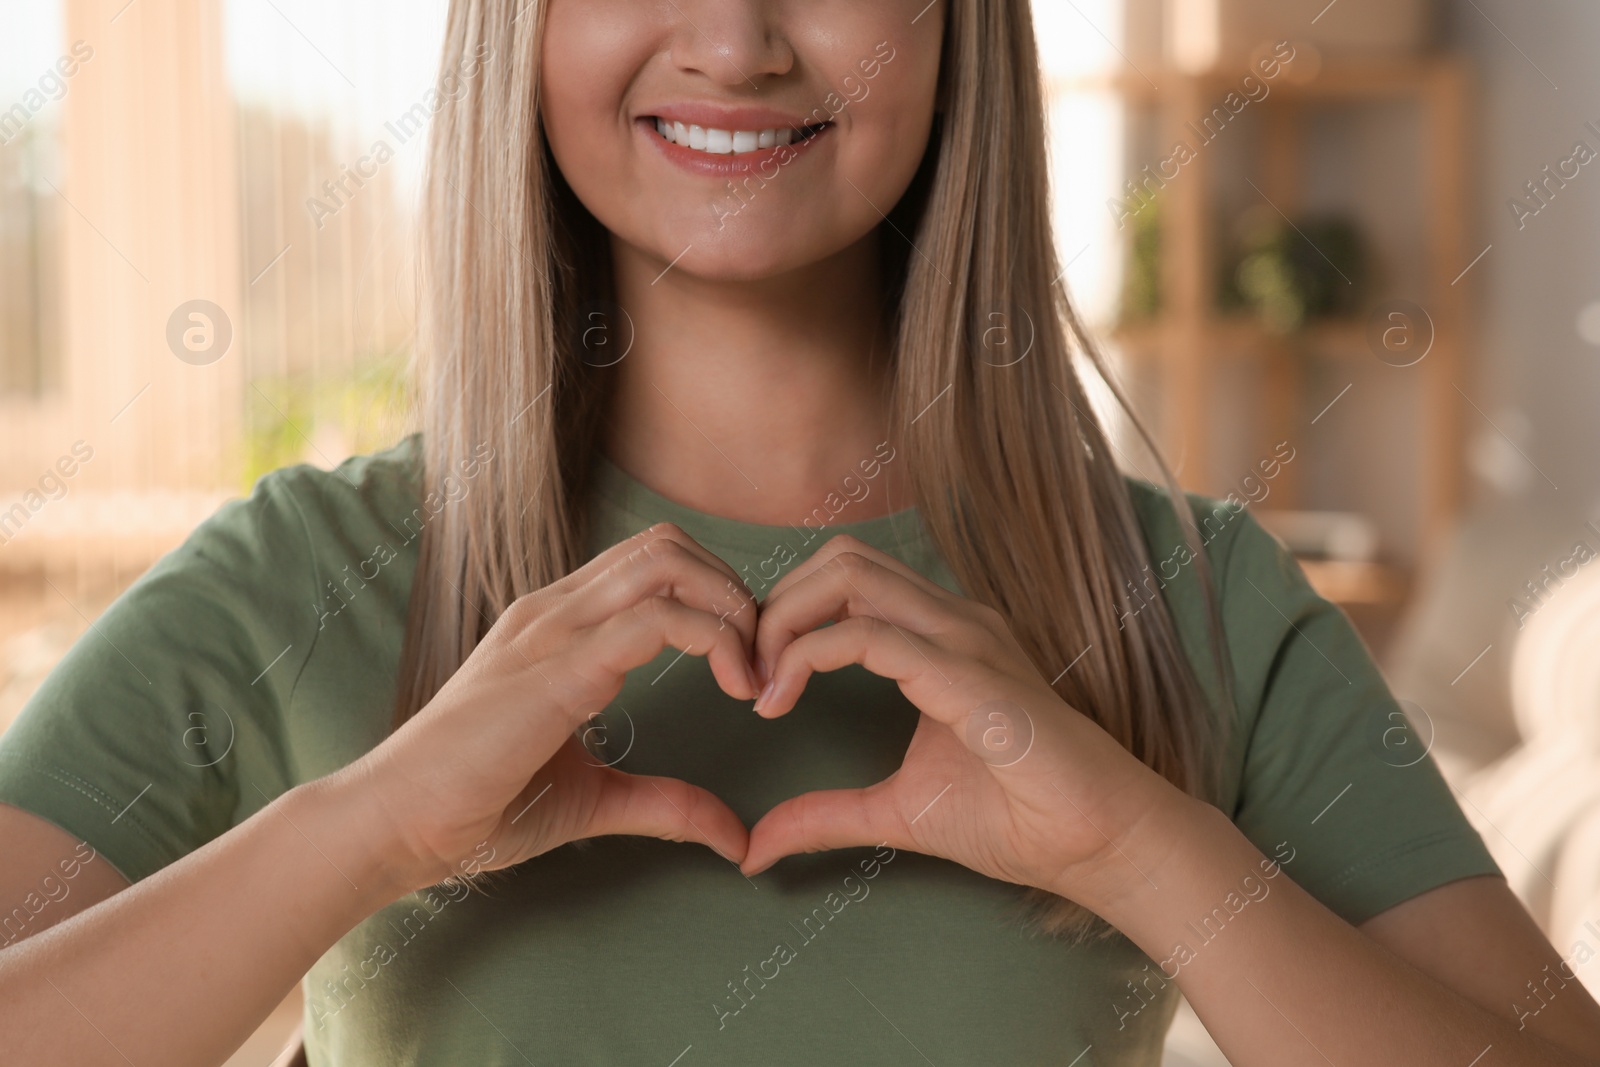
left=588, top=450, right=924, bottom=553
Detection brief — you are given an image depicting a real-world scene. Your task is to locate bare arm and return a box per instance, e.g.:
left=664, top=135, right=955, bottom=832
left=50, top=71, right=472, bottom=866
left=1359, top=875, right=1600, bottom=1059
left=0, top=774, right=409, bottom=1065
left=0, top=804, right=132, bottom=944
left=1097, top=801, right=1600, bottom=1066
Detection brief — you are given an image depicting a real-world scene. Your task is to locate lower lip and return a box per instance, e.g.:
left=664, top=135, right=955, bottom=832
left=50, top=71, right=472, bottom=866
left=638, top=118, right=831, bottom=179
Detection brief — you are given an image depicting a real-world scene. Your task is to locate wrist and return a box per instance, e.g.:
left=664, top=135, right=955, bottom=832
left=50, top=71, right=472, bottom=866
left=279, top=767, right=429, bottom=911
left=1053, top=789, right=1253, bottom=948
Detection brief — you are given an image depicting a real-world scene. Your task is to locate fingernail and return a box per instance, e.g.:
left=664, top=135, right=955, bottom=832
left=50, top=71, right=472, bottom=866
left=743, top=660, right=760, bottom=696
left=755, top=656, right=770, bottom=685
left=753, top=676, right=776, bottom=713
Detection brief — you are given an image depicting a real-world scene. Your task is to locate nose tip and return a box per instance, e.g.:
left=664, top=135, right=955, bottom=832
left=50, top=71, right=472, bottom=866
left=669, top=10, right=794, bottom=88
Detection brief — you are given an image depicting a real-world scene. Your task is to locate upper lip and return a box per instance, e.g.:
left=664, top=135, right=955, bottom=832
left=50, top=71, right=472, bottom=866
left=640, top=104, right=829, bottom=132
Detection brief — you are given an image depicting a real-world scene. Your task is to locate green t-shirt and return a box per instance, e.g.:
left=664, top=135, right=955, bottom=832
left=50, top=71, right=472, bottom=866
left=0, top=434, right=1499, bottom=1065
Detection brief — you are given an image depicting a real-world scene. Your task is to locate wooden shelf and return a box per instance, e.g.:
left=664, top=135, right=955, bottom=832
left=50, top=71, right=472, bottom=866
left=1297, top=558, right=1410, bottom=606
left=1097, top=53, right=1473, bottom=572
left=1050, top=55, right=1468, bottom=104
left=1113, top=316, right=1370, bottom=362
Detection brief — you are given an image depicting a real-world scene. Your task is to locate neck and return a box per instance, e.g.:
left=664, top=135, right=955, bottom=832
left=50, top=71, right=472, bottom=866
left=601, top=231, right=910, bottom=525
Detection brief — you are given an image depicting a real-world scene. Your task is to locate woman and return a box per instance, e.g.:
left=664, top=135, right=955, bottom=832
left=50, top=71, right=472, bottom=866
left=2, top=1, right=1598, bottom=1064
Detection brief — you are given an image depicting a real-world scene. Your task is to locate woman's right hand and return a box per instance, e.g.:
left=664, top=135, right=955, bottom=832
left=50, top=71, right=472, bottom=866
left=343, top=522, right=761, bottom=892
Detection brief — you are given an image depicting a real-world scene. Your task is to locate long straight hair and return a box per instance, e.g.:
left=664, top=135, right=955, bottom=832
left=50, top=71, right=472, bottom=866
left=396, top=0, right=1233, bottom=937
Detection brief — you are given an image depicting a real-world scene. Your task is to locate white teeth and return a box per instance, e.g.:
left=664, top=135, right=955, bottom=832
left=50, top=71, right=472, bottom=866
left=653, top=119, right=812, bottom=156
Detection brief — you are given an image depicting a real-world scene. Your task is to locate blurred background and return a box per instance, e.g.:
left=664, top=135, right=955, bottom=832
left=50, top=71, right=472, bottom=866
left=2, top=2, right=1598, bottom=1063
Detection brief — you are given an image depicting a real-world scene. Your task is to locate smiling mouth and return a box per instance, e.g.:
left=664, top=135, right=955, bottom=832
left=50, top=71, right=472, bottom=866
left=648, top=117, right=833, bottom=156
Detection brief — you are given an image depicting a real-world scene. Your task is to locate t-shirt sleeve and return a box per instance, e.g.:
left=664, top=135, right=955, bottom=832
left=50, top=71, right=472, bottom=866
left=0, top=468, right=322, bottom=885
left=1216, top=505, right=1502, bottom=925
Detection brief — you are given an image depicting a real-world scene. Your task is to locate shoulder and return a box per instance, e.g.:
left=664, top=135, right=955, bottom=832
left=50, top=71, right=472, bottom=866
left=237, top=433, right=425, bottom=549
left=1117, top=474, right=1333, bottom=727
left=1119, top=473, right=1343, bottom=669
left=1120, top=481, right=1500, bottom=925
left=1118, top=474, right=1272, bottom=605
left=112, top=432, right=427, bottom=691
left=0, top=437, right=428, bottom=882
left=175, top=434, right=423, bottom=580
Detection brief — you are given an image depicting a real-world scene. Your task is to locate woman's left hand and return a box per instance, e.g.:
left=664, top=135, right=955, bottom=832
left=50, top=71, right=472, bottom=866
left=740, top=535, right=1197, bottom=910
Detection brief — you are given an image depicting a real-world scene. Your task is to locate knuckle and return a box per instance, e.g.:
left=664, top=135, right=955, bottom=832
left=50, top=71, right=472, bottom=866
left=630, top=594, right=670, bottom=624
left=607, top=548, right=636, bottom=576
left=637, top=534, right=688, bottom=568
left=826, top=533, right=868, bottom=553
left=841, top=614, right=883, bottom=641
left=718, top=583, right=756, bottom=624
left=509, top=586, right=549, bottom=620
left=827, top=550, right=873, bottom=579
left=795, top=795, right=817, bottom=848
left=616, top=541, right=663, bottom=579
left=643, top=521, right=685, bottom=542
left=492, top=595, right=541, bottom=644
left=969, top=600, right=1006, bottom=629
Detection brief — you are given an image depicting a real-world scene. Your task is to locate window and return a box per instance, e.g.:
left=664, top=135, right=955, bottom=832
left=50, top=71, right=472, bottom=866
left=0, top=3, right=66, bottom=398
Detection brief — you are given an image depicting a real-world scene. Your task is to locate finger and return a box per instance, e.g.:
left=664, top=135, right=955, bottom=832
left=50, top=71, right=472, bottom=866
left=576, top=594, right=760, bottom=703
left=531, top=521, right=755, bottom=639
left=596, top=529, right=758, bottom=638
left=757, top=614, right=966, bottom=724
left=762, top=532, right=958, bottom=609
left=754, top=548, right=954, bottom=684
left=585, top=770, right=750, bottom=865
left=742, top=785, right=905, bottom=876
left=610, top=534, right=758, bottom=647
left=562, top=521, right=749, bottom=595
left=543, top=533, right=759, bottom=661
left=628, top=522, right=754, bottom=603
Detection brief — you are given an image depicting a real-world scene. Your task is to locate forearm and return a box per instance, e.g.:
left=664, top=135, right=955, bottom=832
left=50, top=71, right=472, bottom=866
left=0, top=773, right=412, bottom=1066
left=1085, top=800, right=1598, bottom=1067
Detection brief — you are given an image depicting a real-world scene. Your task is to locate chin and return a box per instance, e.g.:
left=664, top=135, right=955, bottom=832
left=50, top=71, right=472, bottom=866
left=665, top=206, right=883, bottom=283
left=649, top=220, right=858, bottom=285
left=683, top=248, right=806, bottom=285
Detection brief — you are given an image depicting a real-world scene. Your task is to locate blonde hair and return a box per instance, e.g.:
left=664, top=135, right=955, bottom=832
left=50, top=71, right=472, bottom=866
left=397, top=0, right=1233, bottom=937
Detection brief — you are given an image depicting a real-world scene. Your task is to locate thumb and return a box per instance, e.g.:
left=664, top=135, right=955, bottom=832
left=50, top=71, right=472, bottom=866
left=583, top=770, right=750, bottom=866
left=742, top=786, right=906, bottom=876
